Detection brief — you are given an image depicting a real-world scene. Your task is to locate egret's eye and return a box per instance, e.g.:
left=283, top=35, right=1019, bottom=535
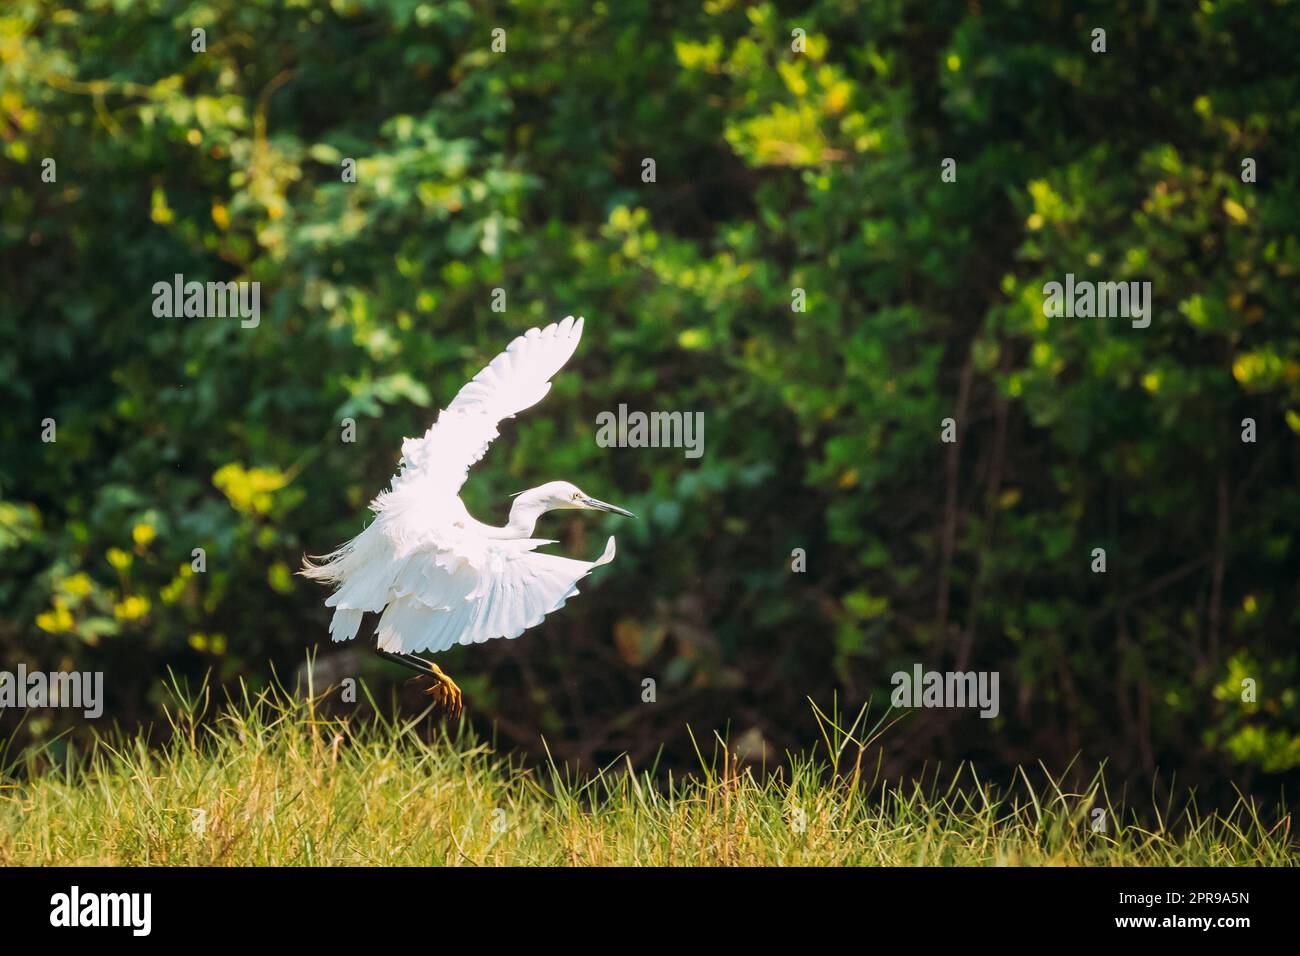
left=571, top=492, right=581, bottom=501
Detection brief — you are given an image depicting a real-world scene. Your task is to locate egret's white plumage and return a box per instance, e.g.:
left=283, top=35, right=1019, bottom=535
left=303, top=316, right=630, bottom=657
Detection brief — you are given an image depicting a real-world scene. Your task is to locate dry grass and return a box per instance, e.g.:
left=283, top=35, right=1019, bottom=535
left=1, top=677, right=1294, bottom=866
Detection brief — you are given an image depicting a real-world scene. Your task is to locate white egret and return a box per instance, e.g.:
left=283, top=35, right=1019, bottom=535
left=302, top=316, right=633, bottom=717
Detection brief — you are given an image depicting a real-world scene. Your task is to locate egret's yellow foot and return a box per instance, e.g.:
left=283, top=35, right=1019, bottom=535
left=423, top=662, right=463, bottom=720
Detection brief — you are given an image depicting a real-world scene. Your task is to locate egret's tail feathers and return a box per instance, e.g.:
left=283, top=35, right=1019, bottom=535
left=300, top=542, right=355, bottom=585
left=302, top=521, right=399, bottom=629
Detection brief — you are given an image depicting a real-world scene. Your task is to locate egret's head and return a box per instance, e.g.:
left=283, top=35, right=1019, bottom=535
left=524, top=480, right=636, bottom=517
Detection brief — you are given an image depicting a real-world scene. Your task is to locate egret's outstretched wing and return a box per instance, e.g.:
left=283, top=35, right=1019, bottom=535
left=374, top=536, right=616, bottom=654
left=387, top=315, right=585, bottom=500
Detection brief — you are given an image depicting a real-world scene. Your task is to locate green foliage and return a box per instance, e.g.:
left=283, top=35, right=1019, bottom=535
left=1, top=0, right=1298, bottom=799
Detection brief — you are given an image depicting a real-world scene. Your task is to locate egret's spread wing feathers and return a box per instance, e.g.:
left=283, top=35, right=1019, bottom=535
left=390, top=316, right=584, bottom=497
left=374, top=536, right=616, bottom=654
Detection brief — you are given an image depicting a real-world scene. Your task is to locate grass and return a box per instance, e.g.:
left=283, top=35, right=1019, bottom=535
left=0, top=677, right=1294, bottom=866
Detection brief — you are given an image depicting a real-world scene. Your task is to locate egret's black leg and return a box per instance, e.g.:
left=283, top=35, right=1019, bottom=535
left=375, top=647, right=432, bottom=676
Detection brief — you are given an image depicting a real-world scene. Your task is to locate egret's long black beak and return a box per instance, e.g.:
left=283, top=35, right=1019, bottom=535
left=581, top=495, right=636, bottom=518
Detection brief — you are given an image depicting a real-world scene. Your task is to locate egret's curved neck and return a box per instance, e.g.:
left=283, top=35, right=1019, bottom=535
left=505, top=488, right=551, bottom=537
